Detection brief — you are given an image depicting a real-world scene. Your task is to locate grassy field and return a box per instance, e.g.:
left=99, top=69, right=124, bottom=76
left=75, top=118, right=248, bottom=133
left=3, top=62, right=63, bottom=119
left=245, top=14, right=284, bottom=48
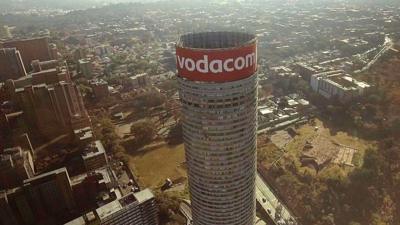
left=128, top=143, right=187, bottom=189
left=257, top=136, right=283, bottom=168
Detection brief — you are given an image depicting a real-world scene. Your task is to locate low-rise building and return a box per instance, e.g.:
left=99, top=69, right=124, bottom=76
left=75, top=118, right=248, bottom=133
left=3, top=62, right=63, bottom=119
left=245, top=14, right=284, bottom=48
left=334, top=38, right=370, bottom=56
left=258, top=95, right=313, bottom=132
left=130, top=73, right=151, bottom=88
left=0, top=25, right=12, bottom=39
left=94, top=45, right=113, bottom=56
left=78, top=59, right=93, bottom=78
left=89, top=79, right=109, bottom=99
left=269, top=66, right=297, bottom=78
left=311, top=70, right=371, bottom=101
left=293, top=63, right=317, bottom=81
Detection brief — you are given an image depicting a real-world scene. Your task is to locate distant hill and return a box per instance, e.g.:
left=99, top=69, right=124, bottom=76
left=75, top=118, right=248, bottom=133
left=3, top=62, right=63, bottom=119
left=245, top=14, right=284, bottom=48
left=0, top=0, right=159, bottom=12
left=1, top=0, right=399, bottom=13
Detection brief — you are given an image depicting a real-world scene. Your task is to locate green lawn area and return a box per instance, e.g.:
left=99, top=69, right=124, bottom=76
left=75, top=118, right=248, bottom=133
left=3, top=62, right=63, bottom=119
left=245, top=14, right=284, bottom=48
left=128, top=143, right=187, bottom=189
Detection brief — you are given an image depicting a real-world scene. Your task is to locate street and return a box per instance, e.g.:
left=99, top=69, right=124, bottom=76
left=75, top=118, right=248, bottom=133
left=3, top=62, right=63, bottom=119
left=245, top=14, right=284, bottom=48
left=256, top=173, right=298, bottom=225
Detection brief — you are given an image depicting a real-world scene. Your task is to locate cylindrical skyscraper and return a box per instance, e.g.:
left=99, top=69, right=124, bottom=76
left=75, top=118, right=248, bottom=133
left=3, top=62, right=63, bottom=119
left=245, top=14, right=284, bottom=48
left=176, top=31, right=258, bottom=225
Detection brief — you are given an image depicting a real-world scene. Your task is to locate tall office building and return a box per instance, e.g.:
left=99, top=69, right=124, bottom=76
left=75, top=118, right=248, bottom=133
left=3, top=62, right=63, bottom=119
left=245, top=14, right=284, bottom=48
left=176, top=32, right=258, bottom=225
left=0, top=167, right=76, bottom=225
left=0, top=190, right=22, bottom=225
left=2, top=37, right=53, bottom=72
left=0, top=48, right=27, bottom=82
left=0, top=25, right=12, bottom=39
left=78, top=59, right=93, bottom=78
left=0, top=146, right=35, bottom=189
left=65, top=188, right=159, bottom=225
left=5, top=61, right=90, bottom=140
left=23, top=168, right=76, bottom=218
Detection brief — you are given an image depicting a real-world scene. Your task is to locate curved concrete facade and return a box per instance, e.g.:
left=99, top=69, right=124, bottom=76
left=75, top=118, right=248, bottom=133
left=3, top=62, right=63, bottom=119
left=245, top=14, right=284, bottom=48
left=179, top=75, right=257, bottom=225
left=177, top=31, right=258, bottom=225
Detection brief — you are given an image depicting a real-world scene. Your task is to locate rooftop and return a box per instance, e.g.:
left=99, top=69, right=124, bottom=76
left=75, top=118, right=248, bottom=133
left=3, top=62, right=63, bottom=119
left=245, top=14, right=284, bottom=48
left=177, top=31, right=256, bottom=49
left=132, top=188, right=155, bottom=204
left=89, top=79, right=108, bottom=86
left=24, top=167, right=68, bottom=184
left=96, top=188, right=155, bottom=220
left=329, top=75, right=356, bottom=89
left=70, top=166, right=112, bottom=186
left=324, top=74, right=371, bottom=90
left=74, top=126, right=94, bottom=141
left=96, top=197, right=123, bottom=220
left=259, top=107, right=274, bottom=116
left=82, top=141, right=105, bottom=159
left=130, top=73, right=148, bottom=80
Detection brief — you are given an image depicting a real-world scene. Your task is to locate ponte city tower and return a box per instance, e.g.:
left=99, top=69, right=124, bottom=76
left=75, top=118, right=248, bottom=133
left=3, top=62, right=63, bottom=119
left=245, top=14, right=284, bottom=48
left=176, top=31, right=258, bottom=225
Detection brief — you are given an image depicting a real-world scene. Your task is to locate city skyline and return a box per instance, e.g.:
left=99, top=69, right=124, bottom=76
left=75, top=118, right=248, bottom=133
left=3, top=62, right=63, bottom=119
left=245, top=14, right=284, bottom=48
left=0, top=0, right=400, bottom=225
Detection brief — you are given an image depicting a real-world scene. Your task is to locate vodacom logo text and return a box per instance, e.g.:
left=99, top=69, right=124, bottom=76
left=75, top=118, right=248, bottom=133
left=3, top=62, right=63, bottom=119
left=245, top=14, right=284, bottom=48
left=176, top=44, right=257, bottom=82
left=177, top=53, right=256, bottom=74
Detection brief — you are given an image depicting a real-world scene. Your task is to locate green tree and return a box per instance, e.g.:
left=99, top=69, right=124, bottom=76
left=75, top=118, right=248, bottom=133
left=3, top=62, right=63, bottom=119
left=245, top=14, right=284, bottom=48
left=159, top=80, right=178, bottom=92
left=348, top=222, right=361, bottom=225
left=130, top=120, right=156, bottom=145
left=134, top=91, right=166, bottom=110
left=167, top=122, right=182, bottom=145
left=156, top=192, right=185, bottom=225
left=390, top=119, right=400, bottom=135
left=94, top=117, right=120, bottom=153
left=370, top=213, right=388, bottom=225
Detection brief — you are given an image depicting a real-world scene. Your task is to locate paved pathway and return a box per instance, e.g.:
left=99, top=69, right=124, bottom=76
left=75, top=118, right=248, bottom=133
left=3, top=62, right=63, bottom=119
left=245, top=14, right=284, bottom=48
left=357, top=36, right=393, bottom=73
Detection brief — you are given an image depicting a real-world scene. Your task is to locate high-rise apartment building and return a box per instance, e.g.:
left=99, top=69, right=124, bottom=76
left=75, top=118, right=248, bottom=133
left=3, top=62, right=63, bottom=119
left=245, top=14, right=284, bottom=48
left=89, top=79, right=110, bottom=100
left=4, top=61, right=91, bottom=139
left=0, top=25, right=12, bottom=39
left=0, top=146, right=35, bottom=189
left=15, top=81, right=89, bottom=138
left=0, top=190, right=22, bottom=225
left=1, top=37, right=53, bottom=72
left=129, top=73, right=151, bottom=88
left=78, top=59, right=93, bottom=78
left=0, top=48, right=27, bottom=82
left=176, top=32, right=258, bottom=225
left=0, top=167, right=76, bottom=225
left=23, top=167, right=76, bottom=219
left=65, top=188, right=159, bottom=225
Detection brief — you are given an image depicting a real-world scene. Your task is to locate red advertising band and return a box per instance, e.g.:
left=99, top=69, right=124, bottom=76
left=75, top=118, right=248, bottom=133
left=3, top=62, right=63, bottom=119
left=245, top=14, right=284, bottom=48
left=176, top=43, right=257, bottom=83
